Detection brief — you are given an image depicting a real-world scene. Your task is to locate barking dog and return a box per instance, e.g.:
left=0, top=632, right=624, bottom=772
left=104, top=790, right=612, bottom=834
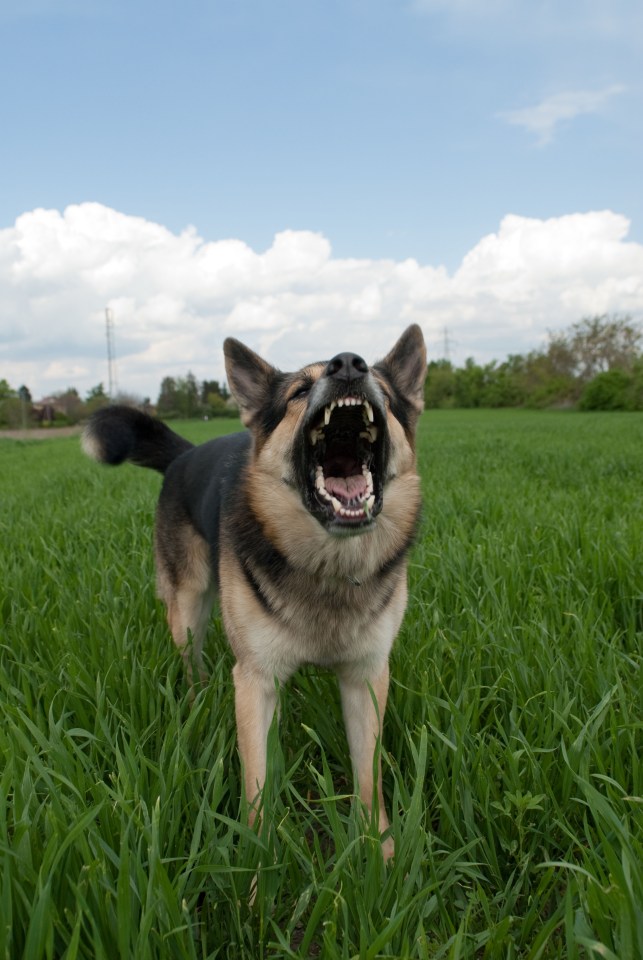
left=83, top=325, right=427, bottom=857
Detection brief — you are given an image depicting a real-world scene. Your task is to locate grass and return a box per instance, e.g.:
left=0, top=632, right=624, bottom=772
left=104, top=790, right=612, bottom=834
left=0, top=409, right=641, bottom=959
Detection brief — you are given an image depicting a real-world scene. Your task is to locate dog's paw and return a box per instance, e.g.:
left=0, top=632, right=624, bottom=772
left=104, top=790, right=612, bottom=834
left=381, top=834, right=395, bottom=863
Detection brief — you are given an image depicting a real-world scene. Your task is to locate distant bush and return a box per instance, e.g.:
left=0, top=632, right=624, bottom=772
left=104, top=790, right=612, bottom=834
left=0, top=397, right=24, bottom=428
left=579, top=370, right=632, bottom=411
left=524, top=376, right=576, bottom=409
left=625, top=360, right=643, bottom=410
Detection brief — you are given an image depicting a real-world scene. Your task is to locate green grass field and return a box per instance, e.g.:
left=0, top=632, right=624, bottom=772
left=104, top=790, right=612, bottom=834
left=1, top=410, right=641, bottom=959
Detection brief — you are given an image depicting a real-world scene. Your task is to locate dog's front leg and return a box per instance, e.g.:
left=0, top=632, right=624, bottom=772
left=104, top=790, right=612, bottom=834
left=337, top=661, right=394, bottom=861
left=232, top=662, right=279, bottom=824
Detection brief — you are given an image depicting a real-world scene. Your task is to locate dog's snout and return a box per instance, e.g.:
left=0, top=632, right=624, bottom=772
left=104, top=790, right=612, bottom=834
left=324, top=352, right=369, bottom=383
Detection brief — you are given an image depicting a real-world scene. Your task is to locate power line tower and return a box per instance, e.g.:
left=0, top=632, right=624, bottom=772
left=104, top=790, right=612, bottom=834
left=105, top=307, right=117, bottom=399
left=442, top=326, right=458, bottom=363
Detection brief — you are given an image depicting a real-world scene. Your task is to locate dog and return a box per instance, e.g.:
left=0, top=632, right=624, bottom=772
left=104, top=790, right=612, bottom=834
left=82, top=324, right=426, bottom=859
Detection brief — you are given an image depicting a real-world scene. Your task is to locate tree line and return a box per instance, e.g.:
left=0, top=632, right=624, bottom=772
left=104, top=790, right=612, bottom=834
left=0, top=376, right=238, bottom=428
left=2, top=314, right=642, bottom=428
left=425, top=315, right=643, bottom=411
left=156, top=374, right=233, bottom=419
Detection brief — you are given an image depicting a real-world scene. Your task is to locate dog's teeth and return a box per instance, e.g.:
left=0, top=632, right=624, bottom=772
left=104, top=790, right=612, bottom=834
left=364, top=401, right=374, bottom=423
left=315, top=467, right=330, bottom=497
left=361, top=466, right=374, bottom=494
left=366, top=494, right=375, bottom=510
left=331, top=496, right=342, bottom=513
left=324, top=401, right=337, bottom=426
left=337, top=398, right=345, bottom=408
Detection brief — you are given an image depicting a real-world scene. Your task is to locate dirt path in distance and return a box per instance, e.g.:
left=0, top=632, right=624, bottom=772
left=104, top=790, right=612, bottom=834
left=0, top=426, right=83, bottom=440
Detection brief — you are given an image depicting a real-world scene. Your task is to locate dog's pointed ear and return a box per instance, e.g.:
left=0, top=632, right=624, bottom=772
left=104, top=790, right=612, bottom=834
left=224, top=338, right=278, bottom=427
left=375, top=324, right=427, bottom=412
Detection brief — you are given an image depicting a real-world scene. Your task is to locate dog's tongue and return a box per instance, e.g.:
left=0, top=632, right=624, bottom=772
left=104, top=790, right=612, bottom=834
left=324, top=473, right=367, bottom=503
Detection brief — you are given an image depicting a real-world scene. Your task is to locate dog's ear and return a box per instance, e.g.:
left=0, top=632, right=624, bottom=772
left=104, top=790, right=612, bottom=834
left=224, top=338, right=278, bottom=427
left=375, top=324, right=427, bottom=413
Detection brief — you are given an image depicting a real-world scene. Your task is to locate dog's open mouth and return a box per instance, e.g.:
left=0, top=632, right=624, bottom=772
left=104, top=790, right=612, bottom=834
left=305, top=395, right=385, bottom=531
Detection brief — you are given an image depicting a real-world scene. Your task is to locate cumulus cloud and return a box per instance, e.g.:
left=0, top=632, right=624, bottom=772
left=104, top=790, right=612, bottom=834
left=500, top=85, right=626, bottom=145
left=1, top=203, right=642, bottom=400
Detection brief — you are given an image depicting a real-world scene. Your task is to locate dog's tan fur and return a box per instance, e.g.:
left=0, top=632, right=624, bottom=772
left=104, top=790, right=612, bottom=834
left=83, top=325, right=426, bottom=858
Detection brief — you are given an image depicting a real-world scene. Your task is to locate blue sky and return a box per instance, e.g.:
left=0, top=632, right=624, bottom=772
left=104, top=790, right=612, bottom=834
left=1, top=0, right=642, bottom=399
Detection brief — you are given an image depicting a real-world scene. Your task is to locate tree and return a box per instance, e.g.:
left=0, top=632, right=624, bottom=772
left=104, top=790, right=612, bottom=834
left=54, top=388, right=84, bottom=424
left=86, top=383, right=107, bottom=403
left=85, top=383, right=109, bottom=415
left=201, top=380, right=221, bottom=404
left=157, top=372, right=201, bottom=418
left=176, top=373, right=199, bottom=418
left=454, top=358, right=485, bottom=408
left=157, top=376, right=179, bottom=417
left=570, top=315, right=642, bottom=380
left=424, top=360, right=456, bottom=408
left=205, top=392, right=229, bottom=416
left=0, top=379, right=15, bottom=400
left=0, top=380, right=24, bottom=428
left=479, top=358, right=527, bottom=408
left=519, top=349, right=576, bottom=408
left=544, top=332, right=577, bottom=381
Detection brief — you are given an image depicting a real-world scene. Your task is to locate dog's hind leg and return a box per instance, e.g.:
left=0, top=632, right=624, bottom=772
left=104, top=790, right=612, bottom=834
left=165, top=584, right=216, bottom=688
left=156, top=523, right=215, bottom=689
left=337, top=660, right=394, bottom=861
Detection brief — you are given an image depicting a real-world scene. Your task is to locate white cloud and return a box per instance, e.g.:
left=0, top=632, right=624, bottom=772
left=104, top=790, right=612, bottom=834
left=500, top=85, right=626, bottom=145
left=1, top=203, right=642, bottom=400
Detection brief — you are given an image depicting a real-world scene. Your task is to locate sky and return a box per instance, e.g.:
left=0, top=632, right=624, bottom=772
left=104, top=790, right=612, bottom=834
left=1, top=0, right=642, bottom=402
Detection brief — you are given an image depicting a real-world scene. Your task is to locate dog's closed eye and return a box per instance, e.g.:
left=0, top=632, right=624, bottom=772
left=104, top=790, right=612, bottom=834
left=289, top=383, right=312, bottom=402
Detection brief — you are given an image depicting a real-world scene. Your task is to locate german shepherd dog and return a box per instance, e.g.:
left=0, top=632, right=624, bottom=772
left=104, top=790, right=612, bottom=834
left=83, top=324, right=426, bottom=858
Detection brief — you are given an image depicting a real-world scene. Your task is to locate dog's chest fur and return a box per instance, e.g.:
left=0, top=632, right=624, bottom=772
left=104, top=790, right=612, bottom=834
left=213, top=460, right=419, bottom=680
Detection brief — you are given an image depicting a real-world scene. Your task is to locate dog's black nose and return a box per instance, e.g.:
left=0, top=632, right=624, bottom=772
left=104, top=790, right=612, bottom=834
left=324, top=352, right=368, bottom=383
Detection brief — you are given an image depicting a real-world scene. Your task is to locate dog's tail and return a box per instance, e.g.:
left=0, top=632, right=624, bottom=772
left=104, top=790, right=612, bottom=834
left=82, top=405, right=193, bottom=475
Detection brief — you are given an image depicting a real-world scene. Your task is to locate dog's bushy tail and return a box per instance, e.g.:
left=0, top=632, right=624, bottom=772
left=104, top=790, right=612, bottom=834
left=82, top=405, right=193, bottom=475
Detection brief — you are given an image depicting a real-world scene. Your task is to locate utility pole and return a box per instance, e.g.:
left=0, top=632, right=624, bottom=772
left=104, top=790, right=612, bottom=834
left=105, top=307, right=117, bottom=400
